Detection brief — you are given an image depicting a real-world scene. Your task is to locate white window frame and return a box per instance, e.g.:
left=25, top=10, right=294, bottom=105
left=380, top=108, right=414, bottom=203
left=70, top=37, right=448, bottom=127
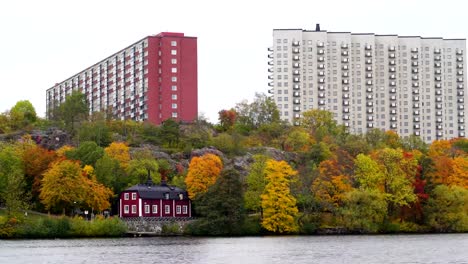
left=165, top=205, right=170, bottom=214
left=171, top=41, right=177, bottom=47
left=171, top=67, right=177, bottom=73
left=172, top=112, right=178, bottom=118
left=176, top=205, right=181, bottom=214
left=171, top=76, right=177, bottom=82
left=124, top=205, right=129, bottom=214
left=171, top=58, right=177, bottom=64
left=131, top=192, right=137, bottom=200
left=171, top=85, right=177, bottom=91
left=152, top=205, right=158, bottom=214
left=182, top=205, right=188, bottom=214
left=131, top=205, right=137, bottom=214
left=171, top=49, right=177, bottom=55
left=144, top=205, right=150, bottom=214
left=172, top=94, right=177, bottom=100
left=172, top=103, right=177, bottom=109
left=124, top=193, right=129, bottom=200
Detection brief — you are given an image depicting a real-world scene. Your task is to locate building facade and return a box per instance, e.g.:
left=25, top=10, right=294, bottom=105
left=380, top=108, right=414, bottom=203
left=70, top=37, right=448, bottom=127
left=46, top=32, right=197, bottom=125
left=119, top=181, right=191, bottom=218
left=268, top=27, right=466, bottom=142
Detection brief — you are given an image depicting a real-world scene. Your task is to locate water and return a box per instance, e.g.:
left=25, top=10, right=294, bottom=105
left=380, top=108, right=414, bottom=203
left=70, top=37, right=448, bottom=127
left=1, top=234, right=468, bottom=264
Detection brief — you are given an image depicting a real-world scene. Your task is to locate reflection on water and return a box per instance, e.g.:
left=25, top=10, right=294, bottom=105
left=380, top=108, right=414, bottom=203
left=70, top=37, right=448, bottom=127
left=1, top=234, right=468, bottom=264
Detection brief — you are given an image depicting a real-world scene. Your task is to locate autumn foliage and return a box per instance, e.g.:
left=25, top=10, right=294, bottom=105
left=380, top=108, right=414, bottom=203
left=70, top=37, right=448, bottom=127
left=185, top=153, right=223, bottom=199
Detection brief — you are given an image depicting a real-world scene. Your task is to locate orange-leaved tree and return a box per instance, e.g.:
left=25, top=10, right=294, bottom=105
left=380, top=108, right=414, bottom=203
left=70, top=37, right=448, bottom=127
left=185, top=153, right=223, bottom=199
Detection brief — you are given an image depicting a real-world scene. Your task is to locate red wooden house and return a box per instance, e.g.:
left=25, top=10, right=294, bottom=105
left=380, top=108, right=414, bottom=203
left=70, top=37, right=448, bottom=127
left=119, top=178, right=191, bottom=218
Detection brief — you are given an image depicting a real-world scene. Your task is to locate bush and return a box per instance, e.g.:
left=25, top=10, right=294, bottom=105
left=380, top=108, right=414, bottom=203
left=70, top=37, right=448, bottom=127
left=161, top=222, right=180, bottom=235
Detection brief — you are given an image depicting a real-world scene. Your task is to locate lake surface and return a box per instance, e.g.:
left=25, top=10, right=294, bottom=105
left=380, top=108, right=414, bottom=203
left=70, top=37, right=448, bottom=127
left=1, top=234, right=468, bottom=264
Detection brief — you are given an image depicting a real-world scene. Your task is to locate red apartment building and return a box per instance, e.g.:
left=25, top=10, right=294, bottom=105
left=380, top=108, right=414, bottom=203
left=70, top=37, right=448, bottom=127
left=46, top=32, right=197, bottom=124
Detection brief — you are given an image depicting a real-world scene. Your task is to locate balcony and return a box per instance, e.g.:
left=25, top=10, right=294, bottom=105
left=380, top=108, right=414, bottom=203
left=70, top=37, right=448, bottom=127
left=343, top=86, right=349, bottom=92
left=435, top=62, right=441, bottom=68
left=293, top=92, right=300, bottom=97
left=319, top=78, right=325, bottom=83
left=434, top=48, right=441, bottom=54
left=366, top=66, right=372, bottom=71
left=342, top=58, right=349, bottom=63
left=268, top=75, right=273, bottom=80
left=268, top=54, right=274, bottom=59
left=414, top=117, right=420, bottom=122
left=390, top=81, right=396, bottom=86
left=458, top=63, right=463, bottom=69
left=457, top=57, right=464, bottom=62
left=293, top=48, right=300, bottom=54
left=459, top=105, right=465, bottom=110
left=390, top=74, right=396, bottom=79
left=365, top=52, right=372, bottom=57
left=293, top=107, right=300, bottom=112
left=459, top=118, right=465, bottom=123
left=436, top=111, right=442, bottom=116
left=268, top=68, right=273, bottom=72
left=317, top=42, right=324, bottom=47
left=389, top=46, right=396, bottom=51
left=389, top=60, right=396, bottom=65
left=367, top=116, right=373, bottom=121
left=390, top=88, right=396, bottom=93
left=414, top=124, right=420, bottom=129
left=390, top=102, right=397, bottom=107
left=460, top=111, right=465, bottom=116
left=342, top=72, right=349, bottom=77
left=342, top=79, right=349, bottom=84
left=343, top=94, right=350, bottom=99
left=318, top=71, right=325, bottom=76
left=343, top=108, right=349, bottom=113
left=435, top=69, right=442, bottom=75
left=293, top=41, right=300, bottom=46
left=294, top=70, right=300, bottom=75
left=457, top=49, right=463, bottom=55
left=436, top=90, right=442, bottom=95
left=434, top=55, right=441, bottom=61
left=318, top=56, right=325, bottom=62
left=317, top=49, right=324, bottom=55
left=342, top=51, right=349, bottom=56
left=436, top=97, right=442, bottom=102
left=367, top=123, right=374, bottom=128
left=367, top=108, right=374, bottom=114
left=412, top=82, right=419, bottom=87
left=391, top=109, right=397, bottom=114
left=412, top=61, right=419, bottom=67
left=366, top=73, right=373, bottom=78
left=268, top=47, right=273, bottom=52
left=390, top=67, right=396, bottom=72
left=414, top=110, right=420, bottom=115
left=412, top=68, right=419, bottom=73
left=319, top=92, right=325, bottom=98
left=389, top=53, right=396, bottom=58
left=437, top=118, right=443, bottom=123
left=411, top=54, right=418, bottom=60
left=414, top=131, right=420, bottom=136
left=366, top=59, right=372, bottom=64
left=293, top=99, right=301, bottom=104
left=458, top=84, right=464, bottom=89
left=367, top=102, right=373, bottom=107
left=411, top=47, right=418, bottom=53
left=293, top=84, right=300, bottom=90
left=318, top=64, right=325, bottom=69
left=413, top=89, right=420, bottom=94
left=391, top=123, right=397, bottom=129
left=268, top=82, right=273, bottom=87
left=343, top=115, right=350, bottom=120
left=341, top=44, right=349, bottom=49
left=268, top=61, right=274, bottom=65
left=436, top=103, right=442, bottom=109
left=343, top=100, right=349, bottom=106
left=458, top=91, right=464, bottom=96
left=458, top=70, right=464, bottom=76
left=318, top=85, right=325, bottom=91
left=436, top=83, right=442, bottom=88
left=293, top=55, right=300, bottom=61
left=413, top=103, right=420, bottom=108
left=342, top=65, right=349, bottom=70
left=293, top=77, right=300, bottom=82
left=268, top=89, right=274, bottom=94
left=460, top=131, right=466, bottom=137
left=319, top=100, right=326, bottom=105
left=457, top=77, right=464, bottom=82
left=365, top=45, right=372, bottom=50
left=458, top=98, right=464, bottom=103
left=366, top=80, right=373, bottom=85
left=367, top=87, right=373, bottom=93
left=391, top=116, right=397, bottom=121
left=412, top=75, right=419, bottom=80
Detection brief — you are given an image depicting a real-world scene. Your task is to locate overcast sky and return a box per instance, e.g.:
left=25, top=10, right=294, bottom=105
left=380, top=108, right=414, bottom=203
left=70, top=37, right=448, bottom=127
left=0, top=0, right=467, bottom=123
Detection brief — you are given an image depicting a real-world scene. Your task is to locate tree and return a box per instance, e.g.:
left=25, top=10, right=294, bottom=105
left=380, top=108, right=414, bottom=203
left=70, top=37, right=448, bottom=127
left=40, top=160, right=113, bottom=214
left=235, top=93, right=280, bottom=133
left=126, top=157, right=160, bottom=185
left=341, top=189, right=387, bottom=233
left=244, top=155, right=268, bottom=214
left=261, top=160, right=298, bottom=233
left=22, top=145, right=57, bottom=205
left=185, top=153, right=223, bottom=199
left=191, top=169, right=245, bottom=235
left=159, top=119, right=180, bottom=148
left=40, top=160, right=87, bottom=214
left=300, top=109, right=342, bottom=142
left=9, top=100, right=37, bottom=130
left=218, top=109, right=237, bottom=132
left=283, top=127, right=313, bottom=152
left=53, top=90, right=88, bottom=133
left=94, top=154, right=123, bottom=191
left=104, top=142, right=130, bottom=170
left=425, top=185, right=468, bottom=232
left=77, top=120, right=112, bottom=147
left=0, top=143, right=29, bottom=215
left=65, top=141, right=104, bottom=167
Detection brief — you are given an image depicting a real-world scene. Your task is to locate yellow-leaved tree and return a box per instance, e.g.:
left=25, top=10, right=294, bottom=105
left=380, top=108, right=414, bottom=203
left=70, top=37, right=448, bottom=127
left=185, top=153, right=223, bottom=199
left=261, top=159, right=299, bottom=233
left=40, top=160, right=113, bottom=214
left=104, top=142, right=130, bottom=170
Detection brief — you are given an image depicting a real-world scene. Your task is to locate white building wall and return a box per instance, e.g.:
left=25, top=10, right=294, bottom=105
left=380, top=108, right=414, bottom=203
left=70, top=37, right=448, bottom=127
left=269, top=28, right=466, bottom=142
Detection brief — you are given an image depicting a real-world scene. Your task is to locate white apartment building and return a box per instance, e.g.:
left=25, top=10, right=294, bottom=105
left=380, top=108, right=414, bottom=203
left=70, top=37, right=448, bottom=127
left=268, top=26, right=466, bottom=142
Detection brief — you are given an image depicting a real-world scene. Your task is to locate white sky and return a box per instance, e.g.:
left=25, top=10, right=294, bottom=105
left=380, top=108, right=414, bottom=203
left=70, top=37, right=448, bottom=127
left=0, top=0, right=467, bottom=123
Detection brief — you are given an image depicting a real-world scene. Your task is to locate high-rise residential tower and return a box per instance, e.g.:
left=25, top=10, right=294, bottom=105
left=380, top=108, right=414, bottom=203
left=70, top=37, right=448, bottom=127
left=268, top=26, right=466, bottom=142
left=46, top=32, right=197, bottom=125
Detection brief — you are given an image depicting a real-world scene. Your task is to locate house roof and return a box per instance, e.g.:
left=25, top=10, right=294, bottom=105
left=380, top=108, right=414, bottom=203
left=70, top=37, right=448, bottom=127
left=125, top=181, right=189, bottom=200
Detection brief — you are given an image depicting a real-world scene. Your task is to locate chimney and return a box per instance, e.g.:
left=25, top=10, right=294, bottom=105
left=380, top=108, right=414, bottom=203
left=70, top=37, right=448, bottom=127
left=316, top=24, right=321, bottom=31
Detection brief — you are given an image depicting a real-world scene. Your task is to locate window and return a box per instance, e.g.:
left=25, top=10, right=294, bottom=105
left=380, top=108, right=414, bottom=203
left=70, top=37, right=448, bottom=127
left=176, top=205, right=181, bottom=214
left=152, top=205, right=158, bottom=214
left=131, top=193, right=137, bottom=200
left=172, top=112, right=178, bottom=118
left=171, top=50, right=177, bottom=55
left=131, top=205, right=137, bottom=214
left=183, top=205, right=188, bottom=214
left=171, top=85, right=177, bottom=91
left=165, top=205, right=170, bottom=214
left=144, top=205, right=150, bottom=214
left=172, top=94, right=177, bottom=100
left=171, top=67, right=177, bottom=73
left=124, top=205, right=129, bottom=214
left=124, top=193, right=129, bottom=200
left=165, top=193, right=170, bottom=199
left=171, top=58, right=177, bottom=64
left=171, top=76, right=177, bottom=82
left=172, top=103, right=177, bottom=109
left=171, top=41, right=177, bottom=46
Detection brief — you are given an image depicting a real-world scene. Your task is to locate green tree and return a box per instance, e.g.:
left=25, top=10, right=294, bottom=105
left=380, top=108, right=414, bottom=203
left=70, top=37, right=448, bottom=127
left=235, top=93, right=280, bottom=133
left=261, top=160, right=298, bottom=233
left=341, top=189, right=387, bottom=233
left=65, top=141, right=104, bottom=167
left=126, top=156, right=160, bottom=185
left=160, top=119, right=180, bottom=148
left=300, top=109, right=343, bottom=142
left=191, top=169, right=245, bottom=235
left=77, top=120, right=112, bottom=147
left=425, top=185, right=468, bottom=232
left=9, top=100, right=37, bottom=130
left=54, top=91, right=88, bottom=133
left=0, top=143, right=29, bottom=215
left=94, top=154, right=126, bottom=192
left=244, top=155, right=268, bottom=215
